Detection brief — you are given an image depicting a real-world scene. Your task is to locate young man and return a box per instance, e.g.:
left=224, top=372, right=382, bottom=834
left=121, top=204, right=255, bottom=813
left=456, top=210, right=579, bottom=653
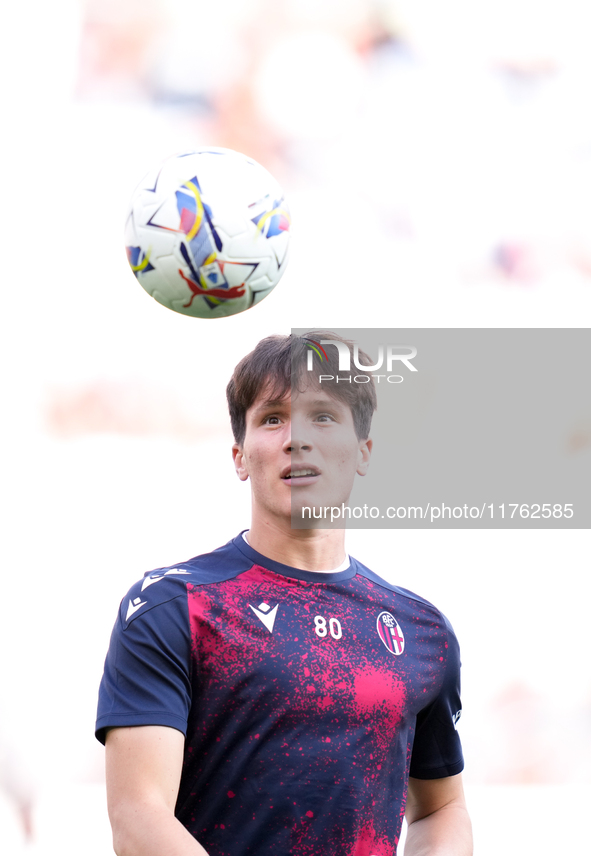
left=96, top=332, right=472, bottom=856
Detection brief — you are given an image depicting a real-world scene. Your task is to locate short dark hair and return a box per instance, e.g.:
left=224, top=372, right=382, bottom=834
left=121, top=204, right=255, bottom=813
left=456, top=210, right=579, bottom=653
left=226, top=331, right=377, bottom=445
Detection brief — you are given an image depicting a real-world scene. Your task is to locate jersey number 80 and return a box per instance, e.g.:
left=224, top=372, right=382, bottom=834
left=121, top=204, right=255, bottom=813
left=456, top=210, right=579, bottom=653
left=314, top=615, right=343, bottom=640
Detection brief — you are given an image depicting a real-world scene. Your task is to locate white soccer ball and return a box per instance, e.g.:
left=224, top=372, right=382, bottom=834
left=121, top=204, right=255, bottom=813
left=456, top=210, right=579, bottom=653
left=125, top=148, right=291, bottom=318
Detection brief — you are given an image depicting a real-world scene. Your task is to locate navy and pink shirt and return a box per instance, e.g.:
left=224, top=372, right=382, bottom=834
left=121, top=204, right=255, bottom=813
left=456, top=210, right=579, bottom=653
left=96, top=534, right=464, bottom=856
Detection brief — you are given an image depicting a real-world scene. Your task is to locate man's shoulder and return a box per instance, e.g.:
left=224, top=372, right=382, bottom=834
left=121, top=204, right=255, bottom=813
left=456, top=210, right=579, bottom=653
left=118, top=535, right=253, bottom=628
left=352, top=558, right=453, bottom=626
left=171, top=534, right=255, bottom=584
left=351, top=558, right=432, bottom=604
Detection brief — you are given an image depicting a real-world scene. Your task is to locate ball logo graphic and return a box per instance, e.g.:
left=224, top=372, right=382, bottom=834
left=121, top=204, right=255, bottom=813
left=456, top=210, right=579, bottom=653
left=376, top=611, right=405, bottom=655
left=125, top=148, right=291, bottom=319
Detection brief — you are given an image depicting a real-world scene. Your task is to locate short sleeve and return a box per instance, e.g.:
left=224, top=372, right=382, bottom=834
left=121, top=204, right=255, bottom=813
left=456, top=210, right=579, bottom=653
left=409, top=615, right=464, bottom=779
left=95, top=577, right=192, bottom=745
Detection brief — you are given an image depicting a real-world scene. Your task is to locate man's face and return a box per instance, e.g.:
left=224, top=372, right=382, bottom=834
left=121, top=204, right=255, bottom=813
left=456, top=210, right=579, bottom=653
left=233, top=382, right=372, bottom=527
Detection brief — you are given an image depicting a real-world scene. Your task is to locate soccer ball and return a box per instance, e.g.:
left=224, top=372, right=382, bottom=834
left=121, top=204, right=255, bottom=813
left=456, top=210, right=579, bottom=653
left=125, top=148, right=291, bottom=318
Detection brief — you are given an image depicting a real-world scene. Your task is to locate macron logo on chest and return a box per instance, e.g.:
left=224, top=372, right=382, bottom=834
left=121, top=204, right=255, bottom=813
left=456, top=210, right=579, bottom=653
left=249, top=602, right=279, bottom=633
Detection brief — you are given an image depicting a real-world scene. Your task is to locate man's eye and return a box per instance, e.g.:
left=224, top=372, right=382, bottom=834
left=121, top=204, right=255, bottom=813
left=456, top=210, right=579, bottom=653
left=264, top=415, right=281, bottom=425
left=315, top=413, right=335, bottom=422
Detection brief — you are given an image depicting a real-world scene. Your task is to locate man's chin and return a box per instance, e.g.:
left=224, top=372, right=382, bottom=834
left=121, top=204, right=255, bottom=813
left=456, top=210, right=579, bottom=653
left=291, top=498, right=351, bottom=530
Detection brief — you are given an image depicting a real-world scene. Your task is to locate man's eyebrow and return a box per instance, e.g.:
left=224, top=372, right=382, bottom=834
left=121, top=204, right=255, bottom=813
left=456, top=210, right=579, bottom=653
left=253, top=397, right=290, bottom=410
left=308, top=398, right=345, bottom=409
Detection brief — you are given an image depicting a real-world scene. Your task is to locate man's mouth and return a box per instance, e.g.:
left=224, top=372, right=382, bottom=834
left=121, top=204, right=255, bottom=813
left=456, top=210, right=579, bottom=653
left=281, top=466, right=320, bottom=481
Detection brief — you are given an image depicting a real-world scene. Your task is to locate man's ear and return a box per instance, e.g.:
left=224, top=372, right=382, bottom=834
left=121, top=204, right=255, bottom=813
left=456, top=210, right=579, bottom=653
left=356, top=437, right=372, bottom=476
left=232, top=444, right=250, bottom=481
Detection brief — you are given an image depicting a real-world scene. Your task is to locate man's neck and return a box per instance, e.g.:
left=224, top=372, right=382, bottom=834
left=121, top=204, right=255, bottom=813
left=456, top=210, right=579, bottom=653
left=246, top=519, right=347, bottom=572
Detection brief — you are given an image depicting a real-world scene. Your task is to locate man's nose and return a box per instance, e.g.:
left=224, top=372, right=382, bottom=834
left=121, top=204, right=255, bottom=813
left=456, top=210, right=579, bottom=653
left=284, top=420, right=312, bottom=453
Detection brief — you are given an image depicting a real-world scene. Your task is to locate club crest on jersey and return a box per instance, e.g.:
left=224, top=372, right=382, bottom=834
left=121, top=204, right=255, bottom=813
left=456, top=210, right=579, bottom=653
left=376, top=611, right=405, bottom=655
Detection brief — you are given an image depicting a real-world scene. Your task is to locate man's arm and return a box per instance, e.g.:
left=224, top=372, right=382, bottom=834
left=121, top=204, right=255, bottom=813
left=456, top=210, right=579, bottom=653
left=106, top=725, right=209, bottom=856
left=404, top=773, right=473, bottom=856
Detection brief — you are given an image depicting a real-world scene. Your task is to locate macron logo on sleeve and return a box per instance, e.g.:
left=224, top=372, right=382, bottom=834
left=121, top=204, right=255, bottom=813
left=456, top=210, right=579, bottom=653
left=126, top=597, right=147, bottom=620
left=141, top=568, right=190, bottom=591
left=124, top=570, right=190, bottom=623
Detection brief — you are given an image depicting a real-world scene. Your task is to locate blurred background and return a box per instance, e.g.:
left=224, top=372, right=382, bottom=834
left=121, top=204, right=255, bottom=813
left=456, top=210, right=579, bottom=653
left=0, top=0, right=590, bottom=853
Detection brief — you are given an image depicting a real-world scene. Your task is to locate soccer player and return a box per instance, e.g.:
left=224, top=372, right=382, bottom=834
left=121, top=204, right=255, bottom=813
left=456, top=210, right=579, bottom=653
left=96, top=331, right=472, bottom=856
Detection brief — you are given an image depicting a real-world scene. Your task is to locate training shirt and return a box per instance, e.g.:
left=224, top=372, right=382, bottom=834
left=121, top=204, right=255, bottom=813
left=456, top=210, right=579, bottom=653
left=96, top=534, right=464, bottom=856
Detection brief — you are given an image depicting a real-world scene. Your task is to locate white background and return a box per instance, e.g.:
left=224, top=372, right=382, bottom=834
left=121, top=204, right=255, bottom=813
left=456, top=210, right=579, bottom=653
left=1, top=1, right=590, bottom=853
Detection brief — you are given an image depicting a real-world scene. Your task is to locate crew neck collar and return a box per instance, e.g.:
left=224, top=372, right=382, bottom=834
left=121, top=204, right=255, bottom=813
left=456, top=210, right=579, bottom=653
left=233, top=532, right=357, bottom=583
